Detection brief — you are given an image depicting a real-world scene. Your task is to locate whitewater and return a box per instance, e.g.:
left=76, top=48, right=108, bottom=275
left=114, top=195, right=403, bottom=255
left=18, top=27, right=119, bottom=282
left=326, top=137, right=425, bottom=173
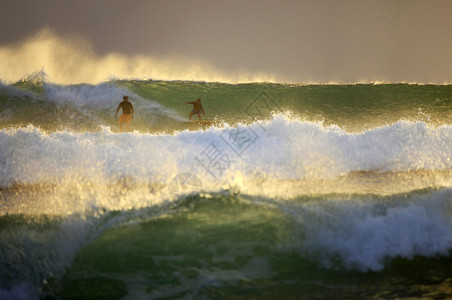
left=1, top=77, right=452, bottom=299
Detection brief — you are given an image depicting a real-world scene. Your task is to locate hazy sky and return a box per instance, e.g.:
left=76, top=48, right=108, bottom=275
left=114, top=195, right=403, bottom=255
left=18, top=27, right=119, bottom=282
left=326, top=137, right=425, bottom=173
left=1, top=0, right=452, bottom=83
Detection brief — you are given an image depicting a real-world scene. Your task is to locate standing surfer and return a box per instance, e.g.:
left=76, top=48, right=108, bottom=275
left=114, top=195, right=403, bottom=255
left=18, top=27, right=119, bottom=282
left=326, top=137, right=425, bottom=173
left=115, top=96, right=134, bottom=132
left=186, top=98, right=205, bottom=121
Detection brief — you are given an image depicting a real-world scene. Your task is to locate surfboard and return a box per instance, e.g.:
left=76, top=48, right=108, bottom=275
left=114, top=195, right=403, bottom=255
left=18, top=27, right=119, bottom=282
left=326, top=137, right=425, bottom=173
left=185, top=121, right=219, bottom=125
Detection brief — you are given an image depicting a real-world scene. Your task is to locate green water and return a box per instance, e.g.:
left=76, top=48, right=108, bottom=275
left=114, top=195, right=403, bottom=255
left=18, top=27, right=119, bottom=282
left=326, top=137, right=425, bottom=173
left=1, top=80, right=451, bottom=132
left=121, top=81, right=452, bottom=130
left=1, top=79, right=451, bottom=299
left=54, top=195, right=452, bottom=299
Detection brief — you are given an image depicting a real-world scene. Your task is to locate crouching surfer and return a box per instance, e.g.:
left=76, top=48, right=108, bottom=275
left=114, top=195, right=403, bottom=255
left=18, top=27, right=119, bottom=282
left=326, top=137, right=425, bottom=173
left=186, top=98, right=205, bottom=121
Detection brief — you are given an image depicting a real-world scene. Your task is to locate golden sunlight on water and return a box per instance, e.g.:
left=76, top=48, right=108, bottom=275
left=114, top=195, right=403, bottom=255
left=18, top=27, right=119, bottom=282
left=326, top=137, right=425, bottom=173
left=1, top=169, right=450, bottom=216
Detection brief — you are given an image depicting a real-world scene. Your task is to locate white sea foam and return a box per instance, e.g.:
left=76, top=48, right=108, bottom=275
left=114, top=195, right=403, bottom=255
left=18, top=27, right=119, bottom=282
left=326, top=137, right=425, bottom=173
left=42, top=82, right=186, bottom=122
left=1, top=116, right=450, bottom=186
left=0, top=117, right=451, bottom=289
left=0, top=116, right=449, bottom=215
left=272, top=188, right=452, bottom=271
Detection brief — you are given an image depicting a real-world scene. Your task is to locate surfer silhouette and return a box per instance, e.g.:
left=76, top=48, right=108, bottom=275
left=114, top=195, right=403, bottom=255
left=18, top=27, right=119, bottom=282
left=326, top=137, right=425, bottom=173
left=115, top=96, right=134, bottom=132
left=186, top=99, right=205, bottom=121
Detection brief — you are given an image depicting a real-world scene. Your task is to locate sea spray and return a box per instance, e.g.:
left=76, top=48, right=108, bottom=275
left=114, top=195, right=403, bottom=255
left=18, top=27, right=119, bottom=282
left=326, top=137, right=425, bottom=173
left=1, top=79, right=452, bottom=299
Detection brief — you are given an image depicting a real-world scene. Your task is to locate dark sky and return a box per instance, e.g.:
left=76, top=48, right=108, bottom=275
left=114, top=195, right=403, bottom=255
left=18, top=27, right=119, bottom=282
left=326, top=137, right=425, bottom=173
left=1, top=0, right=452, bottom=83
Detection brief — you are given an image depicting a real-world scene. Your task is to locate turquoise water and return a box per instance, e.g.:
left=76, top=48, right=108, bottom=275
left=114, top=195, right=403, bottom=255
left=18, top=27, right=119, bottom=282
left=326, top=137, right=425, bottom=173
left=1, top=78, right=451, bottom=299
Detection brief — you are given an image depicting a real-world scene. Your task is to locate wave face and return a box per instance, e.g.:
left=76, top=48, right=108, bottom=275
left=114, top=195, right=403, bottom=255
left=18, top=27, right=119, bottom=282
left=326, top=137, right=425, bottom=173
left=1, top=78, right=452, bottom=132
left=1, top=79, right=452, bottom=299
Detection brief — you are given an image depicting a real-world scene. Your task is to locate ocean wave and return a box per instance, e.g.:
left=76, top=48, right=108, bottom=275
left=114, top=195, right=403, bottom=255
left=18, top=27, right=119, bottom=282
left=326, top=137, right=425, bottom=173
left=1, top=118, right=450, bottom=189
left=275, top=188, right=452, bottom=271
